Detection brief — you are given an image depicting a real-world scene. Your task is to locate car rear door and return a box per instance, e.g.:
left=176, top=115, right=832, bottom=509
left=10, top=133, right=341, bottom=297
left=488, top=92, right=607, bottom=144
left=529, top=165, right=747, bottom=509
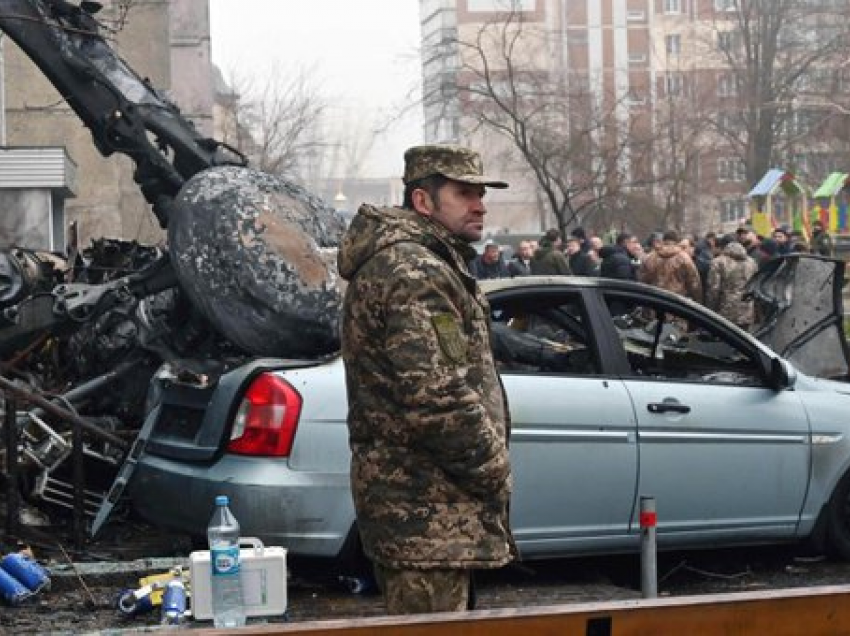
left=488, top=287, right=639, bottom=558
left=598, top=290, right=811, bottom=546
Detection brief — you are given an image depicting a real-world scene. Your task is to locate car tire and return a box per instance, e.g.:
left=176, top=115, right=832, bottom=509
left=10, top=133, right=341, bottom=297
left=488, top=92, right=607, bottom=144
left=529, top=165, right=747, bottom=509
left=826, top=470, right=850, bottom=560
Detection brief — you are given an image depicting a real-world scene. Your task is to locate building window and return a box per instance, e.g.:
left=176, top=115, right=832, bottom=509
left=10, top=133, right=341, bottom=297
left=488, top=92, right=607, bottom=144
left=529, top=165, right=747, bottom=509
left=629, top=52, right=647, bottom=64
left=717, top=30, right=740, bottom=52
left=665, top=72, right=685, bottom=96
left=717, top=157, right=746, bottom=182
left=714, top=0, right=737, bottom=11
left=466, top=0, right=536, bottom=11
left=627, top=10, right=646, bottom=21
left=720, top=199, right=746, bottom=224
left=717, top=110, right=743, bottom=131
left=718, top=73, right=739, bottom=97
left=664, top=0, right=682, bottom=13
left=665, top=34, right=681, bottom=56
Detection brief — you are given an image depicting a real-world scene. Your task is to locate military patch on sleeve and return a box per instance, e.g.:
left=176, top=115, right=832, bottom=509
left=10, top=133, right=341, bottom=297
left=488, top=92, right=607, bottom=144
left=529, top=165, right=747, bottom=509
left=432, top=313, right=467, bottom=364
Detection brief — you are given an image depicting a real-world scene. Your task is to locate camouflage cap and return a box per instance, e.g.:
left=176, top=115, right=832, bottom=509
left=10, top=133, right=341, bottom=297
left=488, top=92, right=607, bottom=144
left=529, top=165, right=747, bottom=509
left=403, top=144, right=508, bottom=189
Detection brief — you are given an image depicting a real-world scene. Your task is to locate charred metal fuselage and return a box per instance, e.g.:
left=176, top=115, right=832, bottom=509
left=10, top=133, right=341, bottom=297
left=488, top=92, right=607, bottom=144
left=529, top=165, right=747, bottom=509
left=0, top=0, right=345, bottom=358
left=0, top=1, right=346, bottom=524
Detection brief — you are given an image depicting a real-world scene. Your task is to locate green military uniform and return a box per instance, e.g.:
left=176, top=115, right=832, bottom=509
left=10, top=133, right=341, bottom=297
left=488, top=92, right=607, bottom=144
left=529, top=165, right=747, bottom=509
left=705, top=241, right=758, bottom=329
left=530, top=238, right=571, bottom=275
left=338, top=145, right=515, bottom=614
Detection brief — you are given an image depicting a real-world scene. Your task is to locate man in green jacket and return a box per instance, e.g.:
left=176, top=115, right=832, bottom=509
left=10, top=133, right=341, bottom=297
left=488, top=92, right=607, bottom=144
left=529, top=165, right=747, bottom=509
left=338, top=145, right=516, bottom=615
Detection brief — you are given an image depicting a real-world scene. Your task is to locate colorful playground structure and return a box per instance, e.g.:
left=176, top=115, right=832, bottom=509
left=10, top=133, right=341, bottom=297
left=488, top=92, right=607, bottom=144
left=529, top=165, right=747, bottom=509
left=748, top=169, right=850, bottom=238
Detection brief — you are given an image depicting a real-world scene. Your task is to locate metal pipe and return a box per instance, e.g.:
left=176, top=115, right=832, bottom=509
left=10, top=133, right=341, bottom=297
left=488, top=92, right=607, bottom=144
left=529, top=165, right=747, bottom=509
left=0, top=374, right=128, bottom=450
left=26, top=360, right=137, bottom=421
left=640, top=495, right=658, bottom=599
left=72, top=416, right=85, bottom=549
left=4, top=395, right=18, bottom=537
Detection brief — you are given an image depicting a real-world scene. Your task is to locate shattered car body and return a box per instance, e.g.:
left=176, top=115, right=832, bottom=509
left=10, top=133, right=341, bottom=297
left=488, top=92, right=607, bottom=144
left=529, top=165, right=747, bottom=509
left=747, top=254, right=850, bottom=381
left=130, top=276, right=850, bottom=570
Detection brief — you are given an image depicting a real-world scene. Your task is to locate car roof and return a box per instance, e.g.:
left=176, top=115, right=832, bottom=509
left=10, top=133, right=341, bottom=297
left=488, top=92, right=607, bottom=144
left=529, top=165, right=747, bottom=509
left=481, top=275, right=667, bottom=297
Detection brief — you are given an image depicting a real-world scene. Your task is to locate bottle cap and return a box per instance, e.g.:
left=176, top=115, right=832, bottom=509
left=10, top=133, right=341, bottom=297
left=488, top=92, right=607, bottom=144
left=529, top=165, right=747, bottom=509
left=215, top=495, right=229, bottom=506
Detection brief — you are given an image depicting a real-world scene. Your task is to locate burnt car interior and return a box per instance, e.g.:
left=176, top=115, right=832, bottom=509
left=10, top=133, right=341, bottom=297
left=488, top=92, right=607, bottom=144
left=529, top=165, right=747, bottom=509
left=606, top=295, right=763, bottom=386
left=490, top=294, right=599, bottom=375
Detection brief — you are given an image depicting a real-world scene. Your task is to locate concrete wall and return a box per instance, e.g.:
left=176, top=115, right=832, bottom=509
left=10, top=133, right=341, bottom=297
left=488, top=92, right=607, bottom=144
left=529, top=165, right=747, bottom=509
left=0, top=189, right=54, bottom=249
left=1, top=0, right=213, bottom=247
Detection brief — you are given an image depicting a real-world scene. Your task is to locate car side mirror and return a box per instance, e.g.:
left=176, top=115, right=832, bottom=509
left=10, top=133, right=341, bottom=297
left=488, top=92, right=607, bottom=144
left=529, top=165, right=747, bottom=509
left=768, top=357, right=791, bottom=391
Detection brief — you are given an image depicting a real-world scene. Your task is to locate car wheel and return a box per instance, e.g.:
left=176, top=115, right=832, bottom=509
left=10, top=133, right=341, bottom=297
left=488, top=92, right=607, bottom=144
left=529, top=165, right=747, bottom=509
left=827, top=471, right=850, bottom=560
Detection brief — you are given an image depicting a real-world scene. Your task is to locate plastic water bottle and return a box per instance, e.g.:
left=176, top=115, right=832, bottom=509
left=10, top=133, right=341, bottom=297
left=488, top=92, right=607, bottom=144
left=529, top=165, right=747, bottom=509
left=208, top=495, right=246, bottom=628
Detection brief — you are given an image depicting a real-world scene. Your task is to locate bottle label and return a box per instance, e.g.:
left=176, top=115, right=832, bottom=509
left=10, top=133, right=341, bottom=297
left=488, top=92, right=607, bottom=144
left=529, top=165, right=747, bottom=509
left=211, top=546, right=240, bottom=576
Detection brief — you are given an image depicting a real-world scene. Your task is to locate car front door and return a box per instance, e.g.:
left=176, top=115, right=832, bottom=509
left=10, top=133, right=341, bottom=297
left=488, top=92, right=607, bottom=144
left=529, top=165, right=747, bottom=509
left=600, top=291, right=810, bottom=547
left=488, top=288, right=639, bottom=558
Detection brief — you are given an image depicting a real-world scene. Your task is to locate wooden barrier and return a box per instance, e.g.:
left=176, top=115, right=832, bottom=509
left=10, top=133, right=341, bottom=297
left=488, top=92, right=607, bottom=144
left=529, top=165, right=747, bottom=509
left=191, top=584, right=850, bottom=635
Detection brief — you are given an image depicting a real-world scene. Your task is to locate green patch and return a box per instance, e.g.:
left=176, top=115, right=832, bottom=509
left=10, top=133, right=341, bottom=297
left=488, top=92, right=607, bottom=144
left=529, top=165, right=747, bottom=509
left=432, top=313, right=467, bottom=364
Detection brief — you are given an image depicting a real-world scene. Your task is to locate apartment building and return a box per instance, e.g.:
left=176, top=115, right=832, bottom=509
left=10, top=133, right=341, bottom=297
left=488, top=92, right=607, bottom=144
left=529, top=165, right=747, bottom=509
left=420, top=0, right=850, bottom=236
left=1, top=0, right=214, bottom=246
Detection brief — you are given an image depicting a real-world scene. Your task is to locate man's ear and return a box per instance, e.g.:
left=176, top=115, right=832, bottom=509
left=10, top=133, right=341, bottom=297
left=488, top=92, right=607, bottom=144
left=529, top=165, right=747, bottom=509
left=411, top=188, right=434, bottom=217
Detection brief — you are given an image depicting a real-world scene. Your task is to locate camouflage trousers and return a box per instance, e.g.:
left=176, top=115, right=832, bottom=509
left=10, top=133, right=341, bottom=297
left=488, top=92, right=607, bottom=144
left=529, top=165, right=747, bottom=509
left=373, top=563, right=471, bottom=615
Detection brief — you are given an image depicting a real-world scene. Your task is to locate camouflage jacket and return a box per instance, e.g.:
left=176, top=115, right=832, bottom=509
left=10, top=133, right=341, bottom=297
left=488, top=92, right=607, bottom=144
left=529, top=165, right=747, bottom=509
left=638, top=242, right=702, bottom=301
left=338, top=204, right=514, bottom=570
left=705, top=242, right=758, bottom=328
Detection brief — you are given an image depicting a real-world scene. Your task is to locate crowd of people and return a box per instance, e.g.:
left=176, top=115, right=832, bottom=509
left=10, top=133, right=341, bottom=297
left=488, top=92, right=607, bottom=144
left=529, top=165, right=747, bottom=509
left=469, top=220, right=836, bottom=331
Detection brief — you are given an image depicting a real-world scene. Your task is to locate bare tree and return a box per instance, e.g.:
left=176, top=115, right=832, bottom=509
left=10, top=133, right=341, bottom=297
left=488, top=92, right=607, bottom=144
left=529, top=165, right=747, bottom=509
left=447, top=10, right=662, bottom=235
left=708, top=0, right=850, bottom=184
left=218, top=66, right=327, bottom=180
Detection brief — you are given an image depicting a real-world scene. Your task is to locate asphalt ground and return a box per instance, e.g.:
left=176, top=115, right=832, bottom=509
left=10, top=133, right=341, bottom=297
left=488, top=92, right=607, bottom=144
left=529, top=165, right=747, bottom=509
left=3, top=517, right=850, bottom=634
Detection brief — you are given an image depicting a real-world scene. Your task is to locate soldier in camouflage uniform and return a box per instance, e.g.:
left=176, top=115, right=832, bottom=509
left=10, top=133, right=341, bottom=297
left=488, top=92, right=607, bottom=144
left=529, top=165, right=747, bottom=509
left=705, top=235, right=758, bottom=330
left=338, top=145, right=516, bottom=615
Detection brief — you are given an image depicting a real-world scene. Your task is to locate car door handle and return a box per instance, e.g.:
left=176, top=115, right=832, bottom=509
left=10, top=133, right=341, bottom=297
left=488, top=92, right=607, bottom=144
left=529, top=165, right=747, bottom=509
left=647, top=402, right=691, bottom=414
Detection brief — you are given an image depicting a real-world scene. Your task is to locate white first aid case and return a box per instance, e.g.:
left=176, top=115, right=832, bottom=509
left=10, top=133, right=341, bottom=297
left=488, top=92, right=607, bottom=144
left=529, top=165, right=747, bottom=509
left=189, top=538, right=287, bottom=620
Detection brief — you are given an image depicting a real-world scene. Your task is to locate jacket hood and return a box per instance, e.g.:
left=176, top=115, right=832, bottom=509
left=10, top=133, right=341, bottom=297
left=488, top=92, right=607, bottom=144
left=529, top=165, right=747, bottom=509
left=656, top=242, right=682, bottom=258
left=723, top=241, right=748, bottom=260
left=338, top=204, right=476, bottom=281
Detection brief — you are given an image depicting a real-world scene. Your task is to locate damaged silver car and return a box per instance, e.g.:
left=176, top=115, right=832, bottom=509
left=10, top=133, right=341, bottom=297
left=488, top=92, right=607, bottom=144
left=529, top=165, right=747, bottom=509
left=130, top=261, right=850, bottom=571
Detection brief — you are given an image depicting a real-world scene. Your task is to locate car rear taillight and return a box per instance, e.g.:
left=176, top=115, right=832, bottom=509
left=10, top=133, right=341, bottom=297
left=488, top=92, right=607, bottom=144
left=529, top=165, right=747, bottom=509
left=227, top=373, right=303, bottom=457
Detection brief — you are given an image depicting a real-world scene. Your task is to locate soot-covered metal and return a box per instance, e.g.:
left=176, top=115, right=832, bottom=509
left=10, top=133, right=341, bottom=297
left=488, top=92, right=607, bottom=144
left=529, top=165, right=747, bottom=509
left=169, top=167, right=346, bottom=358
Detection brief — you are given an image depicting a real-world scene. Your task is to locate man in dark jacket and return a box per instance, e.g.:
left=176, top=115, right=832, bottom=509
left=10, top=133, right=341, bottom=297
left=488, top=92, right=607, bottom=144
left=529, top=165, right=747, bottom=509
left=600, top=233, right=638, bottom=280
left=566, top=236, right=595, bottom=275
left=469, top=240, right=509, bottom=279
left=338, top=144, right=515, bottom=615
left=812, top=220, right=834, bottom=257
left=507, top=240, right=533, bottom=277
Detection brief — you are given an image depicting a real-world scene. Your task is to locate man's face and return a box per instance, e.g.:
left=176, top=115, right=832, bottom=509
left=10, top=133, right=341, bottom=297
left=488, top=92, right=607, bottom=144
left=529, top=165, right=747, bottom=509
left=482, top=245, right=500, bottom=263
left=565, top=239, right=580, bottom=255
left=624, top=236, right=639, bottom=256
left=413, top=179, right=487, bottom=242
left=518, top=242, right=533, bottom=259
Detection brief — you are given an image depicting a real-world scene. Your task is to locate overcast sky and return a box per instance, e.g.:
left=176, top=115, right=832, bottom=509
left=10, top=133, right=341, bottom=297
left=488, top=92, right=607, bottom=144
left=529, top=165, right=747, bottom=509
left=209, top=0, right=424, bottom=178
